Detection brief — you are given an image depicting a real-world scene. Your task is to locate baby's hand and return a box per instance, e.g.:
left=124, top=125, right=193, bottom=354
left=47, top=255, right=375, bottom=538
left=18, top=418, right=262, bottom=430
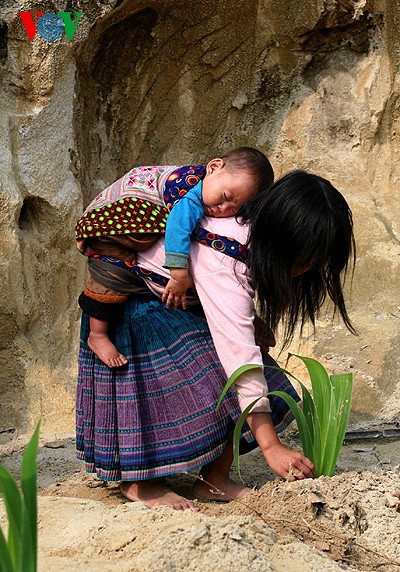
left=162, top=269, right=192, bottom=310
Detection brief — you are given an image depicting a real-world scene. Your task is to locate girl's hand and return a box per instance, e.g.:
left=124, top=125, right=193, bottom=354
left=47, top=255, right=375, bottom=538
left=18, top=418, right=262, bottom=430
left=263, top=442, right=314, bottom=481
left=246, top=411, right=314, bottom=480
left=254, top=316, right=276, bottom=353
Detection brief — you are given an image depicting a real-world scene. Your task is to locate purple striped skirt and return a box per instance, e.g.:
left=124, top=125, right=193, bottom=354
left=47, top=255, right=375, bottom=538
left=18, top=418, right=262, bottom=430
left=76, top=298, right=298, bottom=481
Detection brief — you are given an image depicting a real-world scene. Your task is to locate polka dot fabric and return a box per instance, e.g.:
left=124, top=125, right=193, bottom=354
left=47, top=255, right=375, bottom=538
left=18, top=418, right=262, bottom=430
left=76, top=165, right=249, bottom=268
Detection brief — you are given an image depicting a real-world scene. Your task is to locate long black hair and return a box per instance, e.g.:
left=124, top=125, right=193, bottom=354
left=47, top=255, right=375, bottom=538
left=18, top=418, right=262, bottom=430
left=238, top=170, right=356, bottom=346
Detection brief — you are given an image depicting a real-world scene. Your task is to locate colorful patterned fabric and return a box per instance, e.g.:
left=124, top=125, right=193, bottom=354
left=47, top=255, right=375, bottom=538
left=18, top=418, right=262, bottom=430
left=75, top=198, right=169, bottom=254
left=84, top=251, right=170, bottom=288
left=75, top=165, right=205, bottom=253
left=76, top=298, right=299, bottom=481
left=162, top=164, right=206, bottom=211
left=192, top=225, right=249, bottom=265
left=76, top=163, right=250, bottom=269
left=83, top=226, right=249, bottom=288
left=84, top=165, right=177, bottom=214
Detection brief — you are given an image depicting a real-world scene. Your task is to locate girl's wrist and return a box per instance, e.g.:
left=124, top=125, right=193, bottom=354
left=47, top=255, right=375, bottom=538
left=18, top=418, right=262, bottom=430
left=246, top=411, right=281, bottom=452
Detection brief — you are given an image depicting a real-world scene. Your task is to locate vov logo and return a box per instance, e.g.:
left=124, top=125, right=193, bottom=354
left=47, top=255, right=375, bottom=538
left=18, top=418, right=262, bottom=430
left=18, top=11, right=84, bottom=41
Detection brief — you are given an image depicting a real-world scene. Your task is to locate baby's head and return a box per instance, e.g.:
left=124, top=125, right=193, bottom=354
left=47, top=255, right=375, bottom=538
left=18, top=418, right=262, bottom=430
left=201, top=147, right=274, bottom=217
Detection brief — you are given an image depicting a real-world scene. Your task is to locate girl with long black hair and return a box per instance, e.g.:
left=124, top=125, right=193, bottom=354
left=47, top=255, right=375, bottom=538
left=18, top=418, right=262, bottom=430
left=76, top=169, right=356, bottom=511
left=241, top=169, right=356, bottom=347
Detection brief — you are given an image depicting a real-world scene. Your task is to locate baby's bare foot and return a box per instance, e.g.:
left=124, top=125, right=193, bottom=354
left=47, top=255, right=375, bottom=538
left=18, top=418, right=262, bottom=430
left=193, top=476, right=251, bottom=502
left=120, top=480, right=198, bottom=511
left=88, top=332, right=128, bottom=367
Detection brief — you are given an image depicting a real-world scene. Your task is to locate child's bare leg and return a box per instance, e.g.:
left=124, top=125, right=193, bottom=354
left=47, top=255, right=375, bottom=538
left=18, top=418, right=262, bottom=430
left=193, top=442, right=251, bottom=502
left=121, top=479, right=198, bottom=512
left=88, top=316, right=128, bottom=368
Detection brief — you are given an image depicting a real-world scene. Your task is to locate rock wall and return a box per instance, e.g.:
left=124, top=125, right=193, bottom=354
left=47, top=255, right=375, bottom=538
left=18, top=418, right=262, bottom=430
left=0, top=0, right=399, bottom=433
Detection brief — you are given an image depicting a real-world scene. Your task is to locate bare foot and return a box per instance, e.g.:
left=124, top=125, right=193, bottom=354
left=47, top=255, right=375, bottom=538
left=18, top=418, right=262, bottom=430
left=120, top=480, right=199, bottom=512
left=193, top=475, right=251, bottom=502
left=88, top=332, right=128, bottom=367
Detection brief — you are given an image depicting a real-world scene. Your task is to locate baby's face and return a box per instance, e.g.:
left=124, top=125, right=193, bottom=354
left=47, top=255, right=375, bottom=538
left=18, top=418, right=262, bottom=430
left=202, top=159, right=256, bottom=218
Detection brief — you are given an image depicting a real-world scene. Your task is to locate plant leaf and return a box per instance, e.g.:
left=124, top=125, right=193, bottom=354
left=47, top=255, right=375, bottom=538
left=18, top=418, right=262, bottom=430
left=319, top=382, right=338, bottom=476
left=0, top=465, right=23, bottom=570
left=224, top=357, right=352, bottom=481
left=0, top=526, right=14, bottom=572
left=232, top=398, right=263, bottom=482
left=296, top=381, right=322, bottom=470
left=292, top=355, right=331, bottom=458
left=264, top=362, right=303, bottom=386
left=20, top=420, right=40, bottom=572
left=325, top=374, right=353, bottom=475
left=268, top=390, right=313, bottom=462
left=216, top=364, right=263, bottom=410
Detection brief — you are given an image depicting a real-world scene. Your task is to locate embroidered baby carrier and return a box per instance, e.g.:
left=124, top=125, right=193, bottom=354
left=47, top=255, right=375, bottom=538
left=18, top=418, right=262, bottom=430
left=75, top=165, right=249, bottom=285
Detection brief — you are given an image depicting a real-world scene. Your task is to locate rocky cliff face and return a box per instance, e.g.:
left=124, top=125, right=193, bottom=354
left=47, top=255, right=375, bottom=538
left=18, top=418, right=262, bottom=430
left=0, top=0, right=399, bottom=432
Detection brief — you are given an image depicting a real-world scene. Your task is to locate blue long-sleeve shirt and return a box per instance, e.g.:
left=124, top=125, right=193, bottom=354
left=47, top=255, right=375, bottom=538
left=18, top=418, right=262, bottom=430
left=164, top=180, right=204, bottom=268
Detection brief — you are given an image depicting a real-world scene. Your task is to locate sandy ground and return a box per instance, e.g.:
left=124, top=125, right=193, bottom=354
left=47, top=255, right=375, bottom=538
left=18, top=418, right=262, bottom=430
left=0, top=429, right=399, bottom=572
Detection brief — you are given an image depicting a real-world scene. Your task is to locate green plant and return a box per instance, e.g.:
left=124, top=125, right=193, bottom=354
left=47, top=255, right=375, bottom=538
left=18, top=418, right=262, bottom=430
left=0, top=421, right=40, bottom=572
left=216, top=363, right=264, bottom=481
left=217, top=355, right=352, bottom=479
left=269, top=355, right=353, bottom=477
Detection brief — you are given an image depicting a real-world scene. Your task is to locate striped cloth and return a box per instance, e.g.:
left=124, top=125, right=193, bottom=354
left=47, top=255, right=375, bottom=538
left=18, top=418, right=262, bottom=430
left=76, top=298, right=299, bottom=481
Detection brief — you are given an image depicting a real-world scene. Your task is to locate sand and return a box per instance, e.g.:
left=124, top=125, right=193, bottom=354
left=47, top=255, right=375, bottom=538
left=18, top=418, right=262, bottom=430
left=0, top=431, right=399, bottom=572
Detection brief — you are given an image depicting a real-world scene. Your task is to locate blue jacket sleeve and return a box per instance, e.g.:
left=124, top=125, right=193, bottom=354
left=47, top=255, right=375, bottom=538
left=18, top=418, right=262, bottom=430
left=164, top=181, right=204, bottom=268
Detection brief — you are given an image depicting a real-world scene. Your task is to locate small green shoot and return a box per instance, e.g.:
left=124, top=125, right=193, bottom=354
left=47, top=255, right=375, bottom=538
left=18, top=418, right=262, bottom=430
left=269, top=354, right=353, bottom=477
left=0, top=421, right=40, bottom=572
left=216, top=364, right=263, bottom=481
left=217, top=356, right=352, bottom=480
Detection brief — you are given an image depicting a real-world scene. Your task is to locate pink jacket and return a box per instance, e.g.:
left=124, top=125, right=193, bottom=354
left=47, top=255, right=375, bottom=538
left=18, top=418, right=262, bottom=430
left=137, top=215, right=271, bottom=413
